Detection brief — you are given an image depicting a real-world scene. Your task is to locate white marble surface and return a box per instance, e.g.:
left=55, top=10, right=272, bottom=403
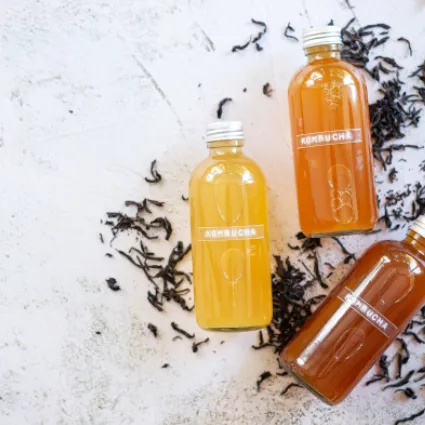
left=1, top=0, right=425, bottom=424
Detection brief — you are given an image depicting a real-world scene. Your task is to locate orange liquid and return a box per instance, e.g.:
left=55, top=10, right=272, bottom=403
left=281, top=231, right=425, bottom=404
left=189, top=141, right=272, bottom=331
left=288, top=47, right=377, bottom=236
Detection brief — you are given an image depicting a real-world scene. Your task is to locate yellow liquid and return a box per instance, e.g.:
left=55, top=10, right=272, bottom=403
left=189, top=142, right=272, bottom=331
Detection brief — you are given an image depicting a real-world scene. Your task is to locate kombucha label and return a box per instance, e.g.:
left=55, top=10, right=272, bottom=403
left=198, top=225, right=264, bottom=241
left=296, top=128, right=362, bottom=149
left=337, top=287, right=397, bottom=338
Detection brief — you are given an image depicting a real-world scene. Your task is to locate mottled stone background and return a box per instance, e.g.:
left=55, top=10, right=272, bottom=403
left=1, top=0, right=425, bottom=424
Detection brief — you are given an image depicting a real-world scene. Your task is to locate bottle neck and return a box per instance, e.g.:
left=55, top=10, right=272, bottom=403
left=305, top=44, right=341, bottom=63
left=208, top=139, right=244, bottom=156
left=404, top=230, right=425, bottom=257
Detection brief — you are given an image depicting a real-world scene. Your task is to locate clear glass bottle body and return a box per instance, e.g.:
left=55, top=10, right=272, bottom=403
left=281, top=230, right=425, bottom=404
left=288, top=44, right=377, bottom=237
left=189, top=140, right=272, bottom=331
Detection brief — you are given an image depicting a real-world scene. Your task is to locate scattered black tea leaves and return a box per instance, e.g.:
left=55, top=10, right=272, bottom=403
left=231, top=19, right=267, bottom=53
left=379, top=354, right=390, bottom=382
left=95, top=331, right=101, bottom=335
left=161, top=363, right=170, bottom=368
left=172, top=335, right=183, bottom=341
left=280, top=383, right=302, bottom=396
left=287, top=243, right=300, bottom=251
left=231, top=38, right=251, bottom=53
left=105, top=253, right=113, bottom=258
left=313, top=252, right=328, bottom=289
left=389, top=167, right=398, bottom=183
left=149, top=217, right=173, bottom=240
left=258, top=330, right=264, bottom=346
left=145, top=160, right=162, bottom=184
left=171, top=322, right=195, bottom=339
left=107, top=198, right=193, bottom=313
left=106, top=277, right=121, bottom=292
left=409, top=60, right=425, bottom=79
left=284, top=22, right=298, bottom=42
left=324, top=262, right=335, bottom=270
left=383, top=370, right=415, bottom=390
left=251, top=18, right=267, bottom=44
left=397, top=37, right=412, bottom=56
left=243, top=88, right=247, bottom=92
left=147, top=323, right=158, bottom=338
left=395, top=387, right=417, bottom=399
left=328, top=19, right=334, bottom=26
left=378, top=63, right=392, bottom=75
left=125, top=199, right=165, bottom=214
left=396, top=338, right=411, bottom=379
left=332, top=237, right=356, bottom=263
left=342, top=17, right=356, bottom=32
left=296, top=231, right=306, bottom=240
left=343, top=0, right=354, bottom=9
left=415, top=86, right=425, bottom=103
left=370, top=79, right=422, bottom=168
left=403, top=331, right=425, bottom=344
left=375, top=56, right=403, bottom=70
left=396, top=353, right=407, bottom=380
left=99, top=233, right=104, bottom=244
left=366, top=374, right=386, bottom=386
left=263, top=82, right=273, bottom=97
left=256, top=371, right=272, bottom=391
left=255, top=254, right=329, bottom=354
left=192, top=337, right=210, bottom=353
left=394, top=408, right=425, bottom=425
left=374, top=36, right=389, bottom=47
left=301, top=237, right=321, bottom=252
left=217, top=98, right=233, bottom=119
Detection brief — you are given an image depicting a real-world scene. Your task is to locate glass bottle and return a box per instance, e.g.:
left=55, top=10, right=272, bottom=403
left=288, top=26, right=377, bottom=237
left=189, top=121, right=272, bottom=331
left=281, top=215, right=425, bottom=405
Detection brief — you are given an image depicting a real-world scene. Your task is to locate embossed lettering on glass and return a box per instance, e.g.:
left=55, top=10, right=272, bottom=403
left=288, top=26, right=377, bottom=236
left=189, top=121, right=272, bottom=331
left=281, top=215, right=425, bottom=404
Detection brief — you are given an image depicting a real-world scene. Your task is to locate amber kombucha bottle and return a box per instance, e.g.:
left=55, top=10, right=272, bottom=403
left=189, top=121, right=272, bottom=331
left=288, top=26, right=377, bottom=237
left=281, top=216, right=425, bottom=404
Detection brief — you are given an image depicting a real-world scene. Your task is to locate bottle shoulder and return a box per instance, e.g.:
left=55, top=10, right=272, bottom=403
left=368, top=239, right=425, bottom=269
left=190, top=153, right=266, bottom=187
left=288, top=59, right=366, bottom=94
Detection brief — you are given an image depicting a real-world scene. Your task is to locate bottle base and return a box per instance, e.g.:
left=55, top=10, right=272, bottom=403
left=282, top=363, right=336, bottom=405
left=307, top=227, right=374, bottom=238
left=200, top=324, right=267, bottom=332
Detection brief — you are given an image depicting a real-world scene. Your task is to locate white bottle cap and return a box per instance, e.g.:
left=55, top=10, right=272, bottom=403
left=303, top=26, right=342, bottom=50
left=206, top=121, right=245, bottom=143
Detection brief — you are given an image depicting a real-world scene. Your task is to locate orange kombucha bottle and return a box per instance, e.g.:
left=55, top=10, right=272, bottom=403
left=189, top=121, right=272, bottom=331
left=281, top=215, right=425, bottom=404
left=288, top=26, right=377, bottom=237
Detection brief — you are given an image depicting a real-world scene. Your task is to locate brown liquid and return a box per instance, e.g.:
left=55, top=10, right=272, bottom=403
left=288, top=45, right=377, bottom=236
left=281, top=231, right=425, bottom=404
